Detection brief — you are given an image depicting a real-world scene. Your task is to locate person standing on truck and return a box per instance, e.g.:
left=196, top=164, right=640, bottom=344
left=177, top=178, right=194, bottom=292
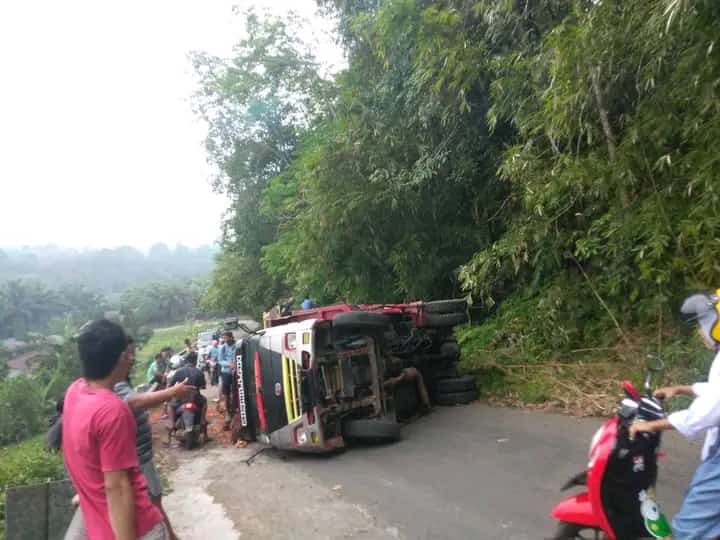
left=301, top=295, right=315, bottom=310
left=217, top=331, right=236, bottom=429
left=279, top=296, right=295, bottom=316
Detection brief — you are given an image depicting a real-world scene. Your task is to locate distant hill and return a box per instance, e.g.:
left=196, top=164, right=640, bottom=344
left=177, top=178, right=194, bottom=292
left=0, top=244, right=217, bottom=292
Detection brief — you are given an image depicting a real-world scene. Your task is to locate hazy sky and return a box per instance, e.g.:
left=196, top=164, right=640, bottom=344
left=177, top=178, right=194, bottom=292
left=0, top=0, right=342, bottom=250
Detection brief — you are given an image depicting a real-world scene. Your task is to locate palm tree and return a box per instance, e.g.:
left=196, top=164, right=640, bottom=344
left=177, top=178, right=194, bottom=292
left=0, top=280, right=65, bottom=338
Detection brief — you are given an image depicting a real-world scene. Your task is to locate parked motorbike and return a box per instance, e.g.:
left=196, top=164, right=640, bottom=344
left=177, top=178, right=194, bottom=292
left=549, top=356, right=671, bottom=539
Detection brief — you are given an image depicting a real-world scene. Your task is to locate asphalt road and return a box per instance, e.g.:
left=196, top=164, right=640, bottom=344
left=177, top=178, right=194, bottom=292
left=277, top=403, right=700, bottom=540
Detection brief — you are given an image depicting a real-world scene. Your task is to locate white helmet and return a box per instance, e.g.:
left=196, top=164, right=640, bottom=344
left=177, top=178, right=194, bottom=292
left=169, top=354, right=184, bottom=369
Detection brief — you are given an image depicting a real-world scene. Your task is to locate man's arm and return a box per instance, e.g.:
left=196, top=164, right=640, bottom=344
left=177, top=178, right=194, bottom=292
left=97, top=404, right=140, bottom=540
left=104, top=470, right=135, bottom=540
left=630, top=418, right=674, bottom=440
left=654, top=385, right=695, bottom=400
left=126, top=379, right=195, bottom=411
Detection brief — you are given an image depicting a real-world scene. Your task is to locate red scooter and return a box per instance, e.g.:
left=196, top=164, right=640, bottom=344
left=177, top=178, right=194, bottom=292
left=550, top=357, right=672, bottom=539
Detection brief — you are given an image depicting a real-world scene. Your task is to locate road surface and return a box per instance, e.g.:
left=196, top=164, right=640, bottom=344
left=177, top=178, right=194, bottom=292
left=164, top=402, right=700, bottom=539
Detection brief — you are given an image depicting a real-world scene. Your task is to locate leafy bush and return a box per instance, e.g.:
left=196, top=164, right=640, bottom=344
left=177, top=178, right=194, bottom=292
left=456, top=274, right=621, bottom=366
left=0, top=436, right=65, bottom=539
left=0, top=377, right=45, bottom=446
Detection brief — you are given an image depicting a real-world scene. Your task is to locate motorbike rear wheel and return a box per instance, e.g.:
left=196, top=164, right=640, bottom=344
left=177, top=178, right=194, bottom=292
left=550, top=521, right=604, bottom=539
left=184, top=432, right=196, bottom=450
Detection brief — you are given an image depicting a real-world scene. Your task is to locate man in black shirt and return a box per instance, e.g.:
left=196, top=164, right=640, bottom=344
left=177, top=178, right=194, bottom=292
left=170, top=352, right=205, bottom=390
left=168, top=352, right=209, bottom=441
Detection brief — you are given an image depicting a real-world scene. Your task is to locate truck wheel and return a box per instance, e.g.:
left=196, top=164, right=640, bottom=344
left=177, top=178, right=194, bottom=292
left=422, top=312, right=468, bottom=328
left=342, top=419, right=401, bottom=443
left=424, top=299, right=468, bottom=314
left=434, top=375, right=476, bottom=393
left=439, top=340, right=460, bottom=360
left=433, top=389, right=477, bottom=406
left=431, top=365, right=459, bottom=380
left=333, top=311, right=390, bottom=330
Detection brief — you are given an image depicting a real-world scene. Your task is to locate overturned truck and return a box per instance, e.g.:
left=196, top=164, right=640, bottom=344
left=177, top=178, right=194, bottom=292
left=230, top=300, right=475, bottom=453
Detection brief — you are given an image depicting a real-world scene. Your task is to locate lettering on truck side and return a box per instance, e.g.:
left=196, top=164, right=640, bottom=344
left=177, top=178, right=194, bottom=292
left=236, top=352, right=248, bottom=427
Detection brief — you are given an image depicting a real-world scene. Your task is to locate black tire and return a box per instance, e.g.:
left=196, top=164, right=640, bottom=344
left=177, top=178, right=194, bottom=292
left=433, top=389, right=477, bottom=406
left=424, top=299, right=468, bottom=314
left=342, top=418, right=401, bottom=443
left=333, top=312, right=390, bottom=333
left=549, top=521, right=601, bottom=539
left=422, top=312, right=468, bottom=328
left=435, top=375, right=476, bottom=393
left=439, top=340, right=460, bottom=360
left=184, top=432, right=195, bottom=450
left=431, top=365, right=459, bottom=380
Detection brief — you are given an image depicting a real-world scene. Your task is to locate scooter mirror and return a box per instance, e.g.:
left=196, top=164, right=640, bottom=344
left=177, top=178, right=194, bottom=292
left=644, top=354, right=665, bottom=396
left=645, top=354, right=665, bottom=373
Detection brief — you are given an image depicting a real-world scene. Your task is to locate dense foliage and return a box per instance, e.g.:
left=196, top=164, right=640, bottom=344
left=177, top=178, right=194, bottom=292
left=0, top=436, right=66, bottom=539
left=198, top=1, right=719, bottom=361
left=0, top=276, right=212, bottom=340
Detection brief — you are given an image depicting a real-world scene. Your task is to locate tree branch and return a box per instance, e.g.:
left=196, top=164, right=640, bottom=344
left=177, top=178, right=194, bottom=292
left=591, top=66, right=629, bottom=206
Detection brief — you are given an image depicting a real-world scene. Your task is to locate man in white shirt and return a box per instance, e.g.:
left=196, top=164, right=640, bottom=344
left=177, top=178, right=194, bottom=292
left=630, top=290, right=720, bottom=540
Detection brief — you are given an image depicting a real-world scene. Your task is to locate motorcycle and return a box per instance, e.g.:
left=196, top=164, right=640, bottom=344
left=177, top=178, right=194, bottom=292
left=549, top=356, right=671, bottom=539
left=172, top=399, right=203, bottom=450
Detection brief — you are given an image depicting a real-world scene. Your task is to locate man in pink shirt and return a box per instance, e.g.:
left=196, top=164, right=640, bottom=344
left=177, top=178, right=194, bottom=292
left=63, top=319, right=166, bottom=539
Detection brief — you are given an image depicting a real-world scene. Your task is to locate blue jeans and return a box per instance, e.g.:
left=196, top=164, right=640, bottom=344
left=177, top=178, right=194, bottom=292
left=673, top=444, right=720, bottom=539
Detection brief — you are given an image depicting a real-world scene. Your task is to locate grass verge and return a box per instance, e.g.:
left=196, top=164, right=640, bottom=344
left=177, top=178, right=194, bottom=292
left=131, top=319, right=220, bottom=383
left=457, top=324, right=712, bottom=416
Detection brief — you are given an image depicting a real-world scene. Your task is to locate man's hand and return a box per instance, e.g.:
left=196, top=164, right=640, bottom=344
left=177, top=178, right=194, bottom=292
left=629, top=421, right=654, bottom=441
left=171, top=378, right=197, bottom=400
left=629, top=418, right=673, bottom=441
left=653, top=385, right=691, bottom=400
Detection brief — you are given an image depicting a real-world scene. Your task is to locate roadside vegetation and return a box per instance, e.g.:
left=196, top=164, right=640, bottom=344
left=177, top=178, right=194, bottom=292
left=0, top=436, right=65, bottom=540
left=0, top=318, right=221, bottom=537
left=131, top=319, right=221, bottom=383
left=197, top=0, right=719, bottom=411
left=0, top=276, right=213, bottom=341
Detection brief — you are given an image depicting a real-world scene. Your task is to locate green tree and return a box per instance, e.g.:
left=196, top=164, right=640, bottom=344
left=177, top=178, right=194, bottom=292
left=0, top=376, right=45, bottom=445
left=196, top=0, right=720, bottom=360
left=0, top=280, right=65, bottom=339
left=0, top=347, right=8, bottom=379
left=192, top=10, right=332, bottom=314
left=451, top=0, right=720, bottom=356
left=261, top=0, right=512, bottom=302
